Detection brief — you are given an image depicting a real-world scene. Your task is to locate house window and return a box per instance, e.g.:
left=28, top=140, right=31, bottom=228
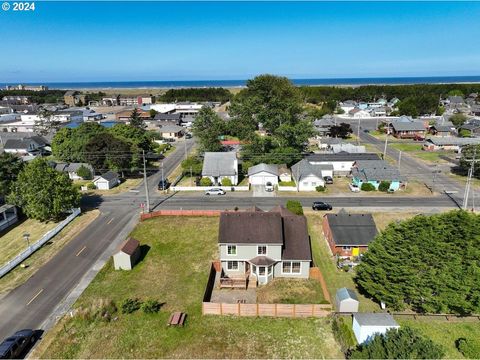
left=282, top=261, right=301, bottom=274
left=257, top=245, right=267, bottom=255
left=268, top=265, right=273, bottom=275
left=258, top=266, right=266, bottom=276
left=227, top=245, right=236, bottom=255
left=302, top=181, right=308, bottom=186
left=227, top=261, right=238, bottom=271
left=252, top=264, right=256, bottom=273
left=342, top=246, right=352, bottom=251
left=311, top=182, right=316, bottom=186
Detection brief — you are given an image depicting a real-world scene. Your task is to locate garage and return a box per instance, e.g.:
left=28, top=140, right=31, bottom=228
left=247, top=163, right=279, bottom=186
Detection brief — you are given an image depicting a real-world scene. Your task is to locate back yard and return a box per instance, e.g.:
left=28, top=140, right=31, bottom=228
left=36, top=216, right=342, bottom=359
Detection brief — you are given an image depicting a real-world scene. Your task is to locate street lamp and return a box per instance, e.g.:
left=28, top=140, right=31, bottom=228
left=23, top=232, right=30, bottom=248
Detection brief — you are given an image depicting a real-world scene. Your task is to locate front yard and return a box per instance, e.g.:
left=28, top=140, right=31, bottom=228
left=35, top=216, right=342, bottom=359
left=78, top=178, right=143, bottom=196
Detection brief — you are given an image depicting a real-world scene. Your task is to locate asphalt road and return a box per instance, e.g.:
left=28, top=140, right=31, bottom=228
left=0, top=139, right=195, bottom=341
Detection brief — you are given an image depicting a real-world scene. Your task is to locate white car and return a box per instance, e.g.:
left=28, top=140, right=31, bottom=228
left=205, top=188, right=226, bottom=195
left=265, top=182, right=274, bottom=192
left=349, top=183, right=360, bottom=192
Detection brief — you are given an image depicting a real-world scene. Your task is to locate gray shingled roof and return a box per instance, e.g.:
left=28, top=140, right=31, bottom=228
left=325, top=211, right=378, bottom=246
left=306, top=153, right=380, bottom=162
left=426, top=137, right=480, bottom=146
left=66, top=163, right=93, bottom=173
left=354, top=313, right=399, bottom=327
left=391, top=120, right=425, bottom=132
left=154, top=113, right=182, bottom=121
left=336, top=287, right=359, bottom=302
left=3, top=138, right=38, bottom=150
left=247, top=163, right=279, bottom=176
left=202, top=152, right=237, bottom=177
left=158, top=124, right=184, bottom=133
left=99, top=171, right=119, bottom=181
left=352, top=160, right=405, bottom=182
left=291, top=159, right=331, bottom=181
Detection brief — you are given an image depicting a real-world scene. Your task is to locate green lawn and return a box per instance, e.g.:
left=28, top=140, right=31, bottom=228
left=389, top=142, right=444, bottom=163
left=37, top=216, right=342, bottom=359
left=257, top=278, right=327, bottom=304
left=398, top=318, right=480, bottom=359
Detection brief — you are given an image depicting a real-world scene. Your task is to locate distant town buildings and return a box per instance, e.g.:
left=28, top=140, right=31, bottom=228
left=5, top=84, right=48, bottom=91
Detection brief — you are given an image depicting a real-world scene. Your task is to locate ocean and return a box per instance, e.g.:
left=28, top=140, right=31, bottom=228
left=3, top=76, right=480, bottom=89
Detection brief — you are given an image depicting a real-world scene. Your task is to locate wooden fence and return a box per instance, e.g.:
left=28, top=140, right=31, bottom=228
left=141, top=209, right=221, bottom=221
left=202, top=302, right=332, bottom=318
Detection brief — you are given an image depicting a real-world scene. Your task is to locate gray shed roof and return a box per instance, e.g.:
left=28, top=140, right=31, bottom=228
left=66, top=163, right=93, bottom=173
left=336, top=287, right=359, bottom=302
left=391, top=121, right=425, bottom=132
left=202, top=152, right=237, bottom=177
left=352, top=160, right=405, bottom=182
left=353, top=313, right=399, bottom=327
left=100, top=171, right=119, bottom=181
left=426, top=137, right=480, bottom=146
left=247, top=163, right=278, bottom=176
left=0, top=204, right=15, bottom=213
left=325, top=211, right=378, bottom=246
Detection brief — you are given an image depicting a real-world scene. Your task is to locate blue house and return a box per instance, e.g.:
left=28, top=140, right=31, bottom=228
left=351, top=160, right=406, bottom=191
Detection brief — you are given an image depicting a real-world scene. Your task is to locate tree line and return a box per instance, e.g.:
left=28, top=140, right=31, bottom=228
left=158, top=87, right=232, bottom=103
left=0, top=90, right=66, bottom=104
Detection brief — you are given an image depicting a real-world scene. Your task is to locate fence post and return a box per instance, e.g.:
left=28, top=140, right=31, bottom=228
left=238, top=302, right=240, bottom=316
left=256, top=303, right=259, bottom=316
left=293, top=304, right=296, bottom=318
left=220, top=303, right=223, bottom=315
left=275, top=304, right=277, bottom=316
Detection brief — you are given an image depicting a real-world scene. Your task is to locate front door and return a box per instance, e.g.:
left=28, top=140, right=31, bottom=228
left=245, top=262, right=250, bottom=275
left=257, top=266, right=267, bottom=284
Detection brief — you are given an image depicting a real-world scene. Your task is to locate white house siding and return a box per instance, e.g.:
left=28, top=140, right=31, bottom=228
left=219, top=243, right=283, bottom=261
left=206, top=175, right=238, bottom=186
left=94, top=177, right=118, bottom=190
left=273, top=261, right=310, bottom=279
left=309, top=161, right=354, bottom=176
left=352, top=318, right=400, bottom=344
left=249, top=171, right=278, bottom=186
left=336, top=298, right=359, bottom=313
left=297, top=175, right=325, bottom=191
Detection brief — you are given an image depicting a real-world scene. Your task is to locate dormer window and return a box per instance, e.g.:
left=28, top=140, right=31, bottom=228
left=227, top=245, right=236, bottom=255
left=257, top=245, right=267, bottom=255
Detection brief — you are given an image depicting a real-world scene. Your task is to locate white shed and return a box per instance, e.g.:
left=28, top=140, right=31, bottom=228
left=113, top=237, right=141, bottom=270
left=93, top=171, right=120, bottom=190
left=352, top=313, right=400, bottom=344
left=247, top=163, right=279, bottom=186
left=336, top=287, right=359, bottom=312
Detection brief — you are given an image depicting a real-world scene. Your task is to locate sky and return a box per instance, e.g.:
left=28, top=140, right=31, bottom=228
left=1, top=1, right=480, bottom=82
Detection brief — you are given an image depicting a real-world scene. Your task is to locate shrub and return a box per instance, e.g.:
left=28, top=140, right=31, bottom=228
left=286, top=200, right=303, bottom=215
left=360, top=183, right=376, bottom=191
left=278, top=181, right=295, bottom=187
left=76, top=165, right=93, bottom=180
left=332, top=317, right=356, bottom=353
left=121, top=298, right=142, bottom=314
left=221, top=178, right=233, bottom=186
left=456, top=338, right=480, bottom=359
left=141, top=299, right=162, bottom=314
left=378, top=181, right=391, bottom=192
left=316, top=185, right=326, bottom=192
left=200, top=177, right=213, bottom=186
left=87, top=182, right=96, bottom=190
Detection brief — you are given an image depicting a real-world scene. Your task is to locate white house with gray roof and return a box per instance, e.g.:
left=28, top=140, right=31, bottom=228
left=291, top=159, right=328, bottom=191
left=336, top=287, right=359, bottom=313
left=202, top=152, right=238, bottom=185
left=247, top=163, right=279, bottom=186
left=352, top=313, right=400, bottom=344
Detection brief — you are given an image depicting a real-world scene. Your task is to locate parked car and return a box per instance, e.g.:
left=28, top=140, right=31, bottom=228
left=158, top=179, right=170, bottom=190
left=349, top=183, right=360, bottom=192
left=0, top=329, right=36, bottom=359
left=164, top=138, right=176, bottom=143
left=185, top=133, right=192, bottom=139
left=323, top=176, right=334, bottom=184
left=205, top=188, right=226, bottom=195
left=265, top=182, right=274, bottom=192
left=363, top=129, right=370, bottom=133
left=312, top=201, right=332, bottom=211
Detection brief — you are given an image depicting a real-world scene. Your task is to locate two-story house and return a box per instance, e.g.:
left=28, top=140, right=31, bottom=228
left=218, top=206, right=312, bottom=286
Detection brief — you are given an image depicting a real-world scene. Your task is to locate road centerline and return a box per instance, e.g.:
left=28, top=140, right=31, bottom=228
left=26, top=288, right=44, bottom=306
left=75, top=246, right=87, bottom=257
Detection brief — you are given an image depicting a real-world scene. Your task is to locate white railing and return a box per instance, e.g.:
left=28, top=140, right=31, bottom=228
left=0, top=208, right=81, bottom=278
left=171, top=186, right=250, bottom=191
left=277, top=186, right=297, bottom=192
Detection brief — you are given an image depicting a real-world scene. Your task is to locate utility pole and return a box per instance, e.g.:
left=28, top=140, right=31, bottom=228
left=184, top=138, right=188, bottom=160
left=398, top=150, right=402, bottom=170
left=357, top=118, right=360, bottom=145
left=463, top=148, right=477, bottom=210
left=383, top=133, right=389, bottom=159
left=142, top=150, right=150, bottom=213
left=161, top=161, right=165, bottom=192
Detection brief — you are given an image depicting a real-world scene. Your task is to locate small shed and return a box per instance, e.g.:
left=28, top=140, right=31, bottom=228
left=352, top=313, right=400, bottom=344
left=278, top=164, right=292, bottom=182
left=113, top=237, right=141, bottom=270
left=336, top=287, right=359, bottom=312
left=93, top=171, right=120, bottom=190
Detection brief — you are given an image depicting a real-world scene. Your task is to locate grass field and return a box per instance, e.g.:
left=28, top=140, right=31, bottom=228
left=389, top=142, right=445, bottom=163
left=0, top=219, right=58, bottom=265
left=257, top=278, right=326, bottom=304
left=0, top=210, right=99, bottom=296
left=398, top=318, right=480, bottom=359
left=36, top=216, right=342, bottom=359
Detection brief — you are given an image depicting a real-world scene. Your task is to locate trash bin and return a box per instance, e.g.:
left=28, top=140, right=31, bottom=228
left=231, top=187, right=235, bottom=192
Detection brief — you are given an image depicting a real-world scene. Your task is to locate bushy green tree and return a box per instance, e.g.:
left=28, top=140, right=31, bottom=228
left=0, top=152, right=24, bottom=198
left=200, top=177, right=213, bottom=186
left=192, top=107, right=224, bottom=152
left=347, top=327, right=444, bottom=359
left=76, top=165, right=92, bottom=180
left=286, top=200, right=303, bottom=215
left=360, top=183, right=376, bottom=191
left=458, top=144, right=480, bottom=179
left=378, top=181, right=391, bottom=192
left=221, top=178, right=233, bottom=186
left=8, top=158, right=80, bottom=221
left=121, top=298, right=142, bottom=314
left=456, top=338, right=480, bottom=359
left=85, top=133, right=134, bottom=172
left=450, top=113, right=467, bottom=127
left=141, top=299, right=162, bottom=314
left=129, top=108, right=146, bottom=129
left=328, top=123, right=353, bottom=138
left=355, top=211, right=480, bottom=314
left=181, top=156, right=203, bottom=176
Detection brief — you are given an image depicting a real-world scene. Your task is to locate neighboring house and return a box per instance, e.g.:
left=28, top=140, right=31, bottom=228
left=101, top=95, right=120, bottom=106
left=305, top=152, right=381, bottom=176
left=423, top=137, right=480, bottom=152
left=201, top=152, right=238, bottom=185
left=318, top=137, right=343, bottom=150
left=0, top=204, right=18, bottom=232
left=389, top=120, right=426, bottom=139
left=153, top=113, right=182, bottom=125
left=93, top=171, right=120, bottom=190
left=369, top=106, right=390, bottom=117
left=278, top=164, right=292, bottom=182
left=158, top=124, right=184, bottom=139
left=218, top=206, right=312, bottom=285
left=247, top=163, right=279, bottom=186
left=429, top=124, right=454, bottom=137
left=323, top=210, right=378, bottom=257
left=115, top=109, right=151, bottom=122
left=349, top=108, right=371, bottom=118
left=2, top=95, right=30, bottom=105
left=458, top=120, right=480, bottom=137
left=113, top=237, right=141, bottom=270
left=64, top=91, right=87, bottom=106
left=313, top=117, right=337, bottom=136
left=331, top=143, right=366, bottom=153
left=291, top=159, right=328, bottom=191
left=352, top=313, right=400, bottom=344
left=56, top=162, right=94, bottom=180
left=336, top=288, right=359, bottom=313
left=3, top=137, right=46, bottom=156
left=351, top=160, right=406, bottom=191
left=339, top=100, right=357, bottom=114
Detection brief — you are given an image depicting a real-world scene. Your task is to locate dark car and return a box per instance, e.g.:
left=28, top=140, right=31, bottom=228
left=363, top=129, right=370, bottom=133
left=323, top=176, right=334, bottom=184
left=185, top=133, right=192, bottom=139
left=312, top=201, right=332, bottom=211
left=158, top=179, right=170, bottom=190
left=0, top=329, right=36, bottom=359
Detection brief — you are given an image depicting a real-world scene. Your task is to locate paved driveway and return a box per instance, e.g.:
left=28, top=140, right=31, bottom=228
left=252, top=185, right=275, bottom=197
